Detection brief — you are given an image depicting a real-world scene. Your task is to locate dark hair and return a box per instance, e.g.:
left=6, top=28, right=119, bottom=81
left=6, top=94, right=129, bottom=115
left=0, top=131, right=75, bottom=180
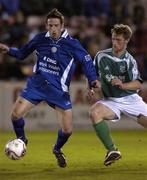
left=46, top=8, right=64, bottom=24
left=111, top=24, right=132, bottom=40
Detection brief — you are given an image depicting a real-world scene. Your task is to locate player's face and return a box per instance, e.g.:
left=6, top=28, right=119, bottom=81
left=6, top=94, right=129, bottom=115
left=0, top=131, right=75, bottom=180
left=112, top=33, right=128, bottom=54
left=46, top=18, right=63, bottom=39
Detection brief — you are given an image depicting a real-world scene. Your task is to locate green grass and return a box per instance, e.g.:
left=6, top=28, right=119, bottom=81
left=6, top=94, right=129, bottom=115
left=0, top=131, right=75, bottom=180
left=0, top=130, right=147, bottom=180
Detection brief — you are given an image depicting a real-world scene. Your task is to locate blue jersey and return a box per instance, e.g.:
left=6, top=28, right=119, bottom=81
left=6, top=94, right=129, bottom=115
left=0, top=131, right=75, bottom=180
left=8, top=29, right=97, bottom=92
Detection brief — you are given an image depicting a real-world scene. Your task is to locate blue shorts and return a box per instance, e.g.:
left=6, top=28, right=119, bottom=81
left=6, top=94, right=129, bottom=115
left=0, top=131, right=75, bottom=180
left=20, top=74, right=72, bottom=110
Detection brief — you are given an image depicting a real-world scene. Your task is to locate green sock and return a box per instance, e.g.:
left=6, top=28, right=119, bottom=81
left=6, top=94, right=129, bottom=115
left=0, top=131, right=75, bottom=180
left=93, top=120, right=116, bottom=151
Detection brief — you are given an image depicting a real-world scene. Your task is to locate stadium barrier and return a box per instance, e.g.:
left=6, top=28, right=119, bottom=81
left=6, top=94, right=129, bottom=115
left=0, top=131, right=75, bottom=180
left=0, top=81, right=147, bottom=131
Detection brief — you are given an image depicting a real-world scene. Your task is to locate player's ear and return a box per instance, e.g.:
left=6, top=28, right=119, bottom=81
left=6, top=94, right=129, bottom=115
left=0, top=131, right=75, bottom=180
left=126, top=38, right=130, bottom=44
left=45, top=22, right=50, bottom=31
left=61, top=23, right=64, bottom=31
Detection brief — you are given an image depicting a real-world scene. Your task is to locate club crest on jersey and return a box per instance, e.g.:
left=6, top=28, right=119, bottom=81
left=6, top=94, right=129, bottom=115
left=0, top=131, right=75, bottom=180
left=51, top=47, right=57, bottom=53
left=85, top=54, right=91, bottom=61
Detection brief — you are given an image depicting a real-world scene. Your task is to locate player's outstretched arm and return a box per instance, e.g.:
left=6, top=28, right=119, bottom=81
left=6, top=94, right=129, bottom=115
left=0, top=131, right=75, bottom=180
left=0, top=43, right=9, bottom=54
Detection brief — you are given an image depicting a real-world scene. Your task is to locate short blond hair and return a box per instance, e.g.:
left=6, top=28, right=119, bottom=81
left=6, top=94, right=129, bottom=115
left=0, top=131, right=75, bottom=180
left=111, top=24, right=132, bottom=40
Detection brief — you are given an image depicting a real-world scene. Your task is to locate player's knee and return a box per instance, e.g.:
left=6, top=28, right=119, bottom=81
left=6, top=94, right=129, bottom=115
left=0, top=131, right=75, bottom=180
left=89, top=106, right=102, bottom=123
left=11, top=110, right=21, bottom=121
left=137, top=115, right=147, bottom=128
left=62, top=127, right=72, bottom=134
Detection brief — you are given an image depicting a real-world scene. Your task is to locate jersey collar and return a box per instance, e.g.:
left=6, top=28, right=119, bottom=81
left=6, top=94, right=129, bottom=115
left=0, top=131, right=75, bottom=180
left=45, top=29, right=68, bottom=38
left=112, top=48, right=127, bottom=59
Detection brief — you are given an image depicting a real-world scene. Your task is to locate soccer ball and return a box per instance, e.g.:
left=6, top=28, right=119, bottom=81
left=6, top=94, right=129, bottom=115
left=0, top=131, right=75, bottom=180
left=5, top=139, right=26, bottom=160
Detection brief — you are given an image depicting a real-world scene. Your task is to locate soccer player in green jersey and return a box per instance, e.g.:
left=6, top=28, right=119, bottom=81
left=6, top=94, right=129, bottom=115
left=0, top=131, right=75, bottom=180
left=89, top=24, right=147, bottom=166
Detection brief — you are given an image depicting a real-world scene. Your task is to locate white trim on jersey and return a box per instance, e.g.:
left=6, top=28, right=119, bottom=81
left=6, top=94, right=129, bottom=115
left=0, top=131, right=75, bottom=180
left=33, top=63, right=37, bottom=73
left=129, top=55, right=139, bottom=80
left=61, top=29, right=68, bottom=38
left=95, top=51, right=131, bottom=71
left=98, top=53, right=125, bottom=64
left=45, top=31, right=50, bottom=37
left=45, top=29, right=68, bottom=38
left=61, top=58, right=74, bottom=92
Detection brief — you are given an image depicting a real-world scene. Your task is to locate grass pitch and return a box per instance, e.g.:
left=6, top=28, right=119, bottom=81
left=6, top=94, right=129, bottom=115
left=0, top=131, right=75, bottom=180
left=0, top=130, right=147, bottom=180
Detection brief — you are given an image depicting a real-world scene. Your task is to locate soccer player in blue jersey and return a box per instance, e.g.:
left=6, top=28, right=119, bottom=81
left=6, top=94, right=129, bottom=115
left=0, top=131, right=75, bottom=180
left=0, top=9, right=99, bottom=167
left=89, top=24, right=147, bottom=166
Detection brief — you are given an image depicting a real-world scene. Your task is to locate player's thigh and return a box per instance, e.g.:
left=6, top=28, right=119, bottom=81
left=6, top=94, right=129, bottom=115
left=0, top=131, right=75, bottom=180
left=11, top=96, right=35, bottom=119
left=55, top=106, right=72, bottom=133
left=90, top=102, right=116, bottom=122
left=137, top=115, right=147, bottom=128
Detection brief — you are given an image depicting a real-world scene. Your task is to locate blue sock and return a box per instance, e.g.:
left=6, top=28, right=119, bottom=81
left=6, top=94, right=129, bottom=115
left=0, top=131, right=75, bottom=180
left=12, top=117, right=27, bottom=143
left=54, top=129, right=72, bottom=151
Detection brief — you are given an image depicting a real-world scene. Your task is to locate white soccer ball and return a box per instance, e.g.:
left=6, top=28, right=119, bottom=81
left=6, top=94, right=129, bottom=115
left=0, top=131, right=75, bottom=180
left=5, top=139, right=26, bottom=160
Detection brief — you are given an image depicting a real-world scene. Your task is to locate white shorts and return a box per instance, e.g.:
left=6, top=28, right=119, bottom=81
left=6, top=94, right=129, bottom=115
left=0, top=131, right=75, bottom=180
left=98, top=94, right=147, bottom=121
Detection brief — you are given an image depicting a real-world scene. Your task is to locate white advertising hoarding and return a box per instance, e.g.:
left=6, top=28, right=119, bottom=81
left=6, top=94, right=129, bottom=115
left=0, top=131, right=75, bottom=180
left=0, top=81, right=146, bottom=130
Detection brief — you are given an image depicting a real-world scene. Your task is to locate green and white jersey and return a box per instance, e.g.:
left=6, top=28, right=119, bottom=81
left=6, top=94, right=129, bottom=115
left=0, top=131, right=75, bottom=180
left=94, top=48, right=142, bottom=98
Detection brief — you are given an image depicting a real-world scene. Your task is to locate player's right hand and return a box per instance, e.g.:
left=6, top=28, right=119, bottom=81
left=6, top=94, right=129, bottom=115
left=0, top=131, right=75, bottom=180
left=90, top=80, right=100, bottom=89
left=111, top=78, right=124, bottom=89
left=0, top=43, right=9, bottom=53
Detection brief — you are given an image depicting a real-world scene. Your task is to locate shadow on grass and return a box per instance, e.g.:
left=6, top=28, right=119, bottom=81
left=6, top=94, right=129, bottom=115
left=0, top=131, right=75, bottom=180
left=1, top=165, right=147, bottom=180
